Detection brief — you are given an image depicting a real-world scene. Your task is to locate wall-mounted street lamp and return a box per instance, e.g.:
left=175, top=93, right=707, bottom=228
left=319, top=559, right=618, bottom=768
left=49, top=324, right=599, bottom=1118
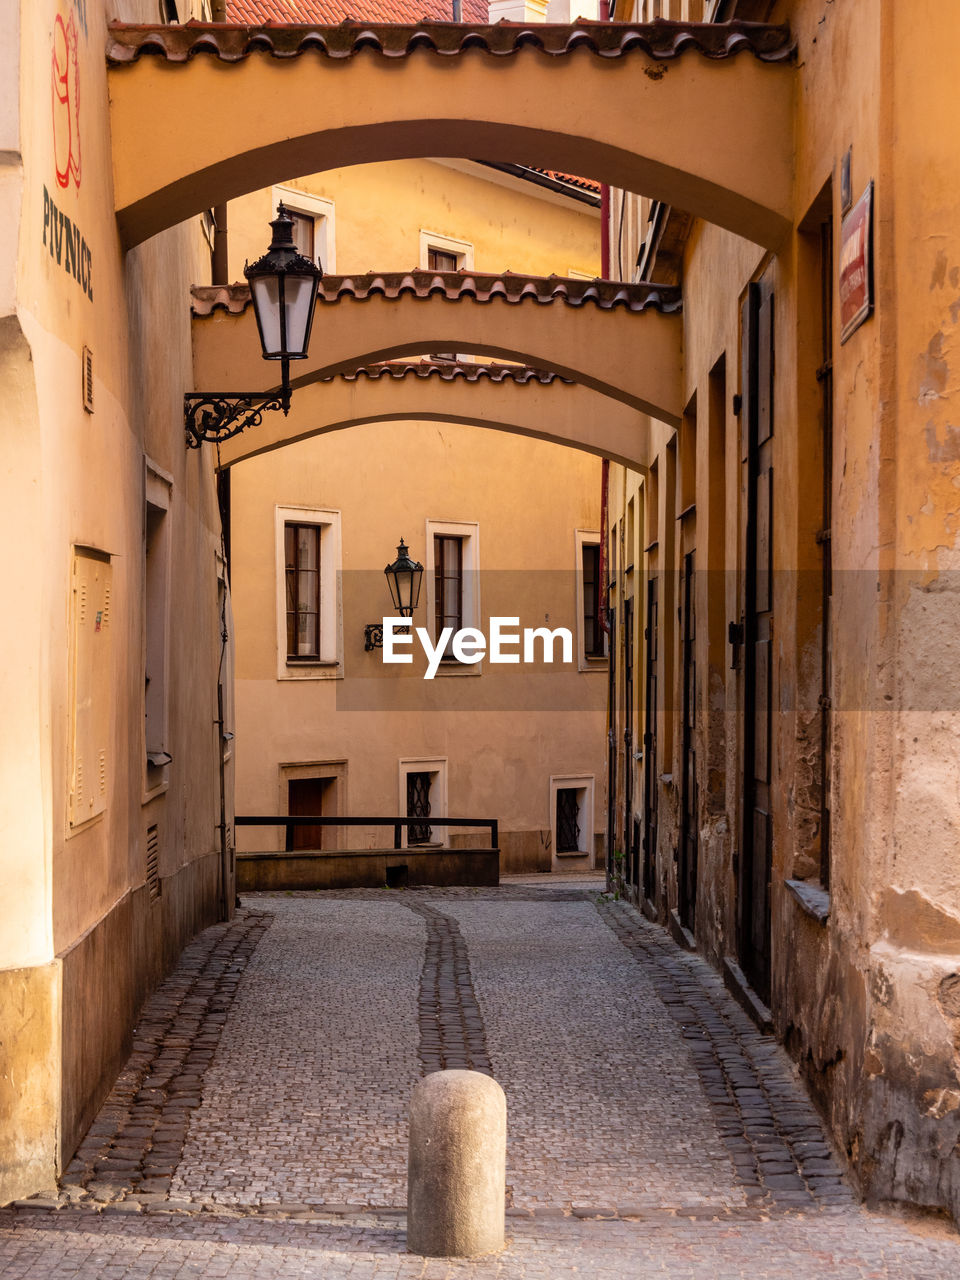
left=365, top=539, right=424, bottom=650
left=185, top=204, right=322, bottom=448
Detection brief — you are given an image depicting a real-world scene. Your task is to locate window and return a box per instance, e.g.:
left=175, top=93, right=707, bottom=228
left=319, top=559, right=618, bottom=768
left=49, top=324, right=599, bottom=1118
left=556, top=788, right=581, bottom=853
left=550, top=775, right=596, bottom=862
left=425, top=520, right=480, bottom=671
left=428, top=247, right=459, bottom=272
left=399, top=758, right=448, bottom=848
left=576, top=531, right=607, bottom=670
left=271, top=186, right=336, bottom=271
left=434, top=535, right=463, bottom=643
left=406, top=771, right=433, bottom=845
left=275, top=506, right=342, bottom=677
left=288, top=209, right=315, bottom=262
left=581, top=540, right=606, bottom=661
left=419, top=230, right=474, bottom=273
left=285, top=523, right=321, bottom=659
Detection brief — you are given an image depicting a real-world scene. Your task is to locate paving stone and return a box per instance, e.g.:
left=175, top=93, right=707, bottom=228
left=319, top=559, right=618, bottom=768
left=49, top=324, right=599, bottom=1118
left=4, top=879, right=959, bottom=1277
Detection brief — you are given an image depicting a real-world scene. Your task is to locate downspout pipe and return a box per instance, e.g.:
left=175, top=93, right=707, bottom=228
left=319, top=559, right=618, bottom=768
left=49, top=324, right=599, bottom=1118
left=211, top=1, right=229, bottom=285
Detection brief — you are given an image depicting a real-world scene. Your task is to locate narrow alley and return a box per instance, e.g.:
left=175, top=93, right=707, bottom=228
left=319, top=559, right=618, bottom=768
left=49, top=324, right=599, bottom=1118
left=1, top=877, right=957, bottom=1278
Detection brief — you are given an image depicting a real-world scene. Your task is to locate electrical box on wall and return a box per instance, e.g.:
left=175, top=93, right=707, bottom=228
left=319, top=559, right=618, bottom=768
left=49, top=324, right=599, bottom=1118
left=69, top=548, right=112, bottom=828
left=81, top=346, right=94, bottom=413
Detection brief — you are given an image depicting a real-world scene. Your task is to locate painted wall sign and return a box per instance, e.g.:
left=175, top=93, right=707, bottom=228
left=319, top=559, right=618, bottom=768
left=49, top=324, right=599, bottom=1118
left=43, top=185, right=93, bottom=300
left=52, top=11, right=82, bottom=191
left=839, top=181, right=874, bottom=344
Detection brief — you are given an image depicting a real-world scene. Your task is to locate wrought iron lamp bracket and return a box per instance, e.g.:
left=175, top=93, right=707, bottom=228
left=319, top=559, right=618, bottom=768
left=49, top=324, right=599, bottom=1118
left=364, top=622, right=385, bottom=651
left=184, top=385, right=290, bottom=449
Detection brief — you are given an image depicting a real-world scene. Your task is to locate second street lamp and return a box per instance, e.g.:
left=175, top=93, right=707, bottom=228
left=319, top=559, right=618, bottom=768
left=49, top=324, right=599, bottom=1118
left=365, top=538, right=424, bottom=650
left=185, top=204, right=323, bottom=448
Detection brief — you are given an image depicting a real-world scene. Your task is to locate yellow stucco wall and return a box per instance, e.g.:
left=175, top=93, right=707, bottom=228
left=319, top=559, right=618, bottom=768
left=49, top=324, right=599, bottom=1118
left=228, top=158, right=601, bottom=281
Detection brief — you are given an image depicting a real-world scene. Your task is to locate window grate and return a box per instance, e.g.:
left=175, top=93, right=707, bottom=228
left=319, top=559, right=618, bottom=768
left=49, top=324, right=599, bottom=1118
left=406, top=771, right=433, bottom=846
left=556, top=788, right=581, bottom=853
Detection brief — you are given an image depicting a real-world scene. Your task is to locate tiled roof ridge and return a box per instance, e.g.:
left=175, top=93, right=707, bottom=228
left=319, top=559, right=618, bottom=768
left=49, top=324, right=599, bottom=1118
left=108, top=19, right=796, bottom=66
left=326, top=360, right=574, bottom=386
left=190, top=273, right=683, bottom=315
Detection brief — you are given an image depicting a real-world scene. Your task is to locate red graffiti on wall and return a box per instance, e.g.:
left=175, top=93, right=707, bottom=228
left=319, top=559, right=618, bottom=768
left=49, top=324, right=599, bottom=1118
left=52, top=12, right=81, bottom=191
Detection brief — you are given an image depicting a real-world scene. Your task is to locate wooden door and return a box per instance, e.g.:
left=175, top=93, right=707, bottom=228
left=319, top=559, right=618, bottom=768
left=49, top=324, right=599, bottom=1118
left=737, top=278, right=775, bottom=1003
left=287, top=776, right=334, bottom=850
left=622, top=597, right=636, bottom=890
left=679, top=550, right=698, bottom=931
left=642, top=577, right=659, bottom=904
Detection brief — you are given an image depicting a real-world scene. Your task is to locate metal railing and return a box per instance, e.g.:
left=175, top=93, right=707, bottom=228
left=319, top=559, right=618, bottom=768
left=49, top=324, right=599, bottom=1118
left=235, top=815, right=499, bottom=852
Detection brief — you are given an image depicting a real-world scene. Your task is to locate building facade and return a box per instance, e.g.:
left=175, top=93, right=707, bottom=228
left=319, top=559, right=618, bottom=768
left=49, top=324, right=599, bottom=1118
left=605, top=0, right=960, bottom=1228
left=0, top=0, right=230, bottom=1202
left=223, top=154, right=609, bottom=874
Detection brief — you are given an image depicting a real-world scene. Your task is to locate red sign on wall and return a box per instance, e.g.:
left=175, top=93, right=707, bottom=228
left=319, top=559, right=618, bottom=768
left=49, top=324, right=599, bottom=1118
left=839, top=181, right=874, bottom=344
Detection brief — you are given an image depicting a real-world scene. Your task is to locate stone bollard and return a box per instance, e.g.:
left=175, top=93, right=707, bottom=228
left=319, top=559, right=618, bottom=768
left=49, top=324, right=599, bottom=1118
left=407, top=1069, right=506, bottom=1257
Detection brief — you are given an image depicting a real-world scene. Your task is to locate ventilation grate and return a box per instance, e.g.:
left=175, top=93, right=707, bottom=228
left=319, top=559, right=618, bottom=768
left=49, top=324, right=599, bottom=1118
left=82, top=346, right=94, bottom=413
left=146, top=824, right=161, bottom=900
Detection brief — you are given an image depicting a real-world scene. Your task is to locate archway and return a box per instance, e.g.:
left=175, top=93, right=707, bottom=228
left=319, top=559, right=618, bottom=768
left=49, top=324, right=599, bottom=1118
left=193, top=272, right=684, bottom=425
left=107, top=19, right=796, bottom=249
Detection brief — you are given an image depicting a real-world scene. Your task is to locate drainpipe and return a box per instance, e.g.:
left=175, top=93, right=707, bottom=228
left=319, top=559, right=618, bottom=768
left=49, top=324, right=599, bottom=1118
left=211, top=1, right=229, bottom=286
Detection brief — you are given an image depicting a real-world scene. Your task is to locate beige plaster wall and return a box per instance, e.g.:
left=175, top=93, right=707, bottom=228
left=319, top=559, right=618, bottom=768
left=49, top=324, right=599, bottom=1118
left=0, top=0, right=227, bottom=1199
left=230, top=420, right=607, bottom=863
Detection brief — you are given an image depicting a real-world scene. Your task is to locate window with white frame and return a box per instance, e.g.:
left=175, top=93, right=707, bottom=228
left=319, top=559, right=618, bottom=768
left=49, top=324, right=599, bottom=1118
left=272, top=185, right=336, bottom=272
left=575, top=530, right=607, bottom=669
left=399, top=758, right=448, bottom=849
left=425, top=520, right=480, bottom=670
left=550, top=775, right=595, bottom=859
left=419, top=233, right=474, bottom=361
left=419, top=230, right=474, bottom=273
left=275, top=505, right=341, bottom=678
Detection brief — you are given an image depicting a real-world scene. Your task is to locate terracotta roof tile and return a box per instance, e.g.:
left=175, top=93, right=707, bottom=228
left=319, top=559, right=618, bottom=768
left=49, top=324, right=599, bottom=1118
left=533, top=168, right=601, bottom=194
left=190, top=271, right=683, bottom=314
left=107, top=19, right=797, bottom=66
left=227, top=1, right=489, bottom=23
left=326, top=359, right=572, bottom=385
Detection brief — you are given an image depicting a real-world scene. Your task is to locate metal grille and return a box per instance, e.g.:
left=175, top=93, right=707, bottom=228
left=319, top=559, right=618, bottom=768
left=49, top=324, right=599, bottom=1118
left=556, top=788, right=581, bottom=854
left=146, top=823, right=161, bottom=900
left=406, top=771, right=432, bottom=845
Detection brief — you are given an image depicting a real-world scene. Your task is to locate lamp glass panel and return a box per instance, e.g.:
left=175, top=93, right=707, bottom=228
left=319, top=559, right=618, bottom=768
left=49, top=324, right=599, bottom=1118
left=283, top=274, right=317, bottom=358
left=251, top=275, right=282, bottom=357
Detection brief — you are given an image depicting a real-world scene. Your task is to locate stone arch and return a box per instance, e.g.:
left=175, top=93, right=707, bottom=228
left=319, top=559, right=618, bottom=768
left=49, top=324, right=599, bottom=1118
left=216, top=361, right=667, bottom=470
left=192, top=273, right=684, bottom=426
left=107, top=21, right=796, bottom=248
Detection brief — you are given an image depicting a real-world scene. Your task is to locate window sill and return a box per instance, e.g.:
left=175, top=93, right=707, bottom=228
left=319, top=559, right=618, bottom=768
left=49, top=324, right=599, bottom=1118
left=279, top=660, right=342, bottom=681
left=556, top=849, right=591, bottom=858
left=579, top=655, right=609, bottom=672
left=784, top=877, right=830, bottom=924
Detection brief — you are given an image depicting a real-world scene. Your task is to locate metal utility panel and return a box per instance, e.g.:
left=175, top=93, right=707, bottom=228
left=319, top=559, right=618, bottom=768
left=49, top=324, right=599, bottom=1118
left=69, top=549, right=112, bottom=828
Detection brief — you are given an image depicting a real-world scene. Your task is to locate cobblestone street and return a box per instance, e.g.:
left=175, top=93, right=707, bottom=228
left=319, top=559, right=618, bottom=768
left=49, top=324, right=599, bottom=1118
left=2, top=875, right=959, bottom=1278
